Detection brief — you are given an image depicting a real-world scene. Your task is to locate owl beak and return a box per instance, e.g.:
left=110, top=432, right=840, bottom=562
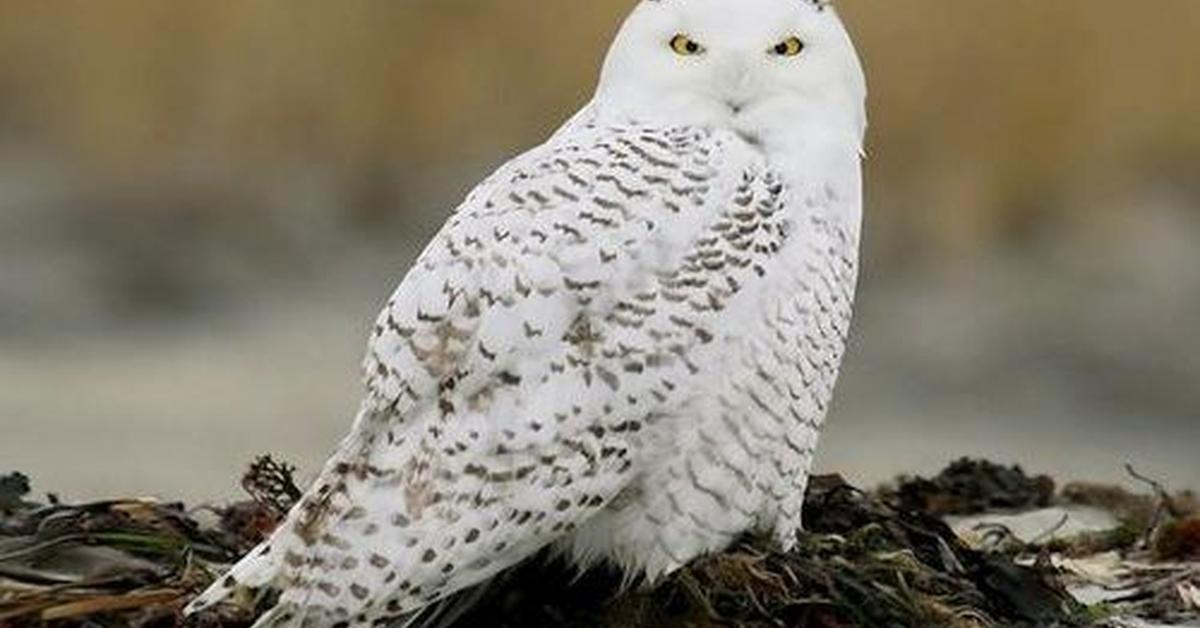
left=716, top=55, right=757, bottom=116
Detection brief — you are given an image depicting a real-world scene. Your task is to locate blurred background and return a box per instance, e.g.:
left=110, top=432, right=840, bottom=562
left=1, top=1, right=1197, bottom=502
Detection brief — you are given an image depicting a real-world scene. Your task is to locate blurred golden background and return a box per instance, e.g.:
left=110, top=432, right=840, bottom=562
left=1, top=1, right=1197, bottom=500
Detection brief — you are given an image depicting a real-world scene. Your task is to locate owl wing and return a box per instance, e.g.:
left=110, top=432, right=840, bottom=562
left=187, top=122, right=769, bottom=626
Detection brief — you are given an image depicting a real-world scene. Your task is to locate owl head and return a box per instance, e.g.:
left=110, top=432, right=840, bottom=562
left=595, top=0, right=867, bottom=149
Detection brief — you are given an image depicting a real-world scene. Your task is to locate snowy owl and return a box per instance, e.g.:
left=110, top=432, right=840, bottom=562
left=189, top=0, right=866, bottom=625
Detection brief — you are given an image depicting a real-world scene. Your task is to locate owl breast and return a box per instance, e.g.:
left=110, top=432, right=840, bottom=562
left=554, top=144, right=861, bottom=580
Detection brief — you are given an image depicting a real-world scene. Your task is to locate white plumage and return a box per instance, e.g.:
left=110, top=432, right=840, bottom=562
left=188, top=0, right=867, bottom=625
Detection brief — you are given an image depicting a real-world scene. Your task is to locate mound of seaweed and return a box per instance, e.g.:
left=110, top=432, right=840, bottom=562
left=0, top=459, right=1194, bottom=628
left=452, top=474, right=1080, bottom=628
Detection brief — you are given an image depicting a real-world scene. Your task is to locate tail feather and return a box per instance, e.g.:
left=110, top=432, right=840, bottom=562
left=402, top=580, right=494, bottom=628
left=247, top=602, right=300, bottom=628
left=185, top=539, right=286, bottom=616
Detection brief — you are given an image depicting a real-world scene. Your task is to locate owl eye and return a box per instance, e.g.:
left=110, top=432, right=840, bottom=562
left=669, top=34, right=705, bottom=56
left=771, top=36, right=805, bottom=57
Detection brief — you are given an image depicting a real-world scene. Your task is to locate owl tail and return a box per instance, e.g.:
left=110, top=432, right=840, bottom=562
left=184, top=537, right=289, bottom=618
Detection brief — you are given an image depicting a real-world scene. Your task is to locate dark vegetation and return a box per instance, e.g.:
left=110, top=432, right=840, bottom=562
left=1, top=459, right=1196, bottom=628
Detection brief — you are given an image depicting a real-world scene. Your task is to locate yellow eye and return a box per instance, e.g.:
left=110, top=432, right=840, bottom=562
left=669, top=34, right=704, bottom=56
left=771, top=36, right=805, bottom=57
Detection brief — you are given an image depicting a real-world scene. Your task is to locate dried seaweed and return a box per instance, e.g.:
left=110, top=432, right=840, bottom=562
left=442, top=475, right=1083, bottom=628
left=0, top=460, right=1194, bottom=628
left=884, top=459, right=1056, bottom=517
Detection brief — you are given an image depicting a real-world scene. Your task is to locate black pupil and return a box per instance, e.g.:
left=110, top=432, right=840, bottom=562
left=685, top=40, right=698, bottom=53
left=776, top=42, right=790, bottom=54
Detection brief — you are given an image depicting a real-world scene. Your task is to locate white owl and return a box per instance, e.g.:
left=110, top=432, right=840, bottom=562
left=188, top=0, right=866, bottom=625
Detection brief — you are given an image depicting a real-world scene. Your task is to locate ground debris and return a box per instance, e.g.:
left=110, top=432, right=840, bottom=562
left=884, top=458, right=1056, bottom=516
left=0, top=459, right=1194, bottom=628
left=1154, top=518, right=1200, bottom=562
left=448, top=475, right=1083, bottom=628
left=211, top=455, right=305, bottom=555
left=0, top=474, right=33, bottom=516
left=0, top=464, right=285, bottom=628
left=240, top=455, right=302, bottom=520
